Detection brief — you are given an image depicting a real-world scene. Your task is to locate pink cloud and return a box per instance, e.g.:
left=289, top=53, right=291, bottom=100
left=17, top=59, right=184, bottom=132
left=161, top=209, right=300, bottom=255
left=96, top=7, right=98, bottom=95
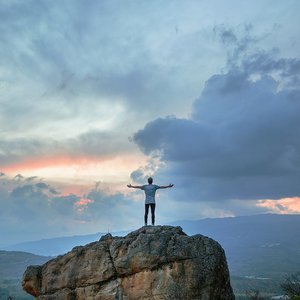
left=74, top=197, right=94, bottom=213
left=75, top=198, right=94, bottom=207
left=1, top=155, right=112, bottom=173
left=256, top=197, right=300, bottom=214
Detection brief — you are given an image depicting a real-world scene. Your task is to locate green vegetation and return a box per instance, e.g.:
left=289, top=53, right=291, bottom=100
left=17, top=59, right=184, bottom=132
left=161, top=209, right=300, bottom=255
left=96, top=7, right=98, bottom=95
left=0, top=250, right=50, bottom=279
left=231, top=276, right=283, bottom=299
left=281, top=273, right=300, bottom=299
left=228, top=243, right=300, bottom=280
left=0, top=251, right=50, bottom=300
left=0, top=278, right=33, bottom=300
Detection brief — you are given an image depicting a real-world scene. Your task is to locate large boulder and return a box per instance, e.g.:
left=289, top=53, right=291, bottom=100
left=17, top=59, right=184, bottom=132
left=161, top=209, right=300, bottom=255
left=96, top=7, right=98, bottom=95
left=22, top=225, right=234, bottom=299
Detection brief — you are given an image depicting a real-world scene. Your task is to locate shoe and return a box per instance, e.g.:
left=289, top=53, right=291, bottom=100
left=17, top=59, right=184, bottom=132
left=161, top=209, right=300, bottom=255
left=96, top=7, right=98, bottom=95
left=144, top=223, right=147, bottom=226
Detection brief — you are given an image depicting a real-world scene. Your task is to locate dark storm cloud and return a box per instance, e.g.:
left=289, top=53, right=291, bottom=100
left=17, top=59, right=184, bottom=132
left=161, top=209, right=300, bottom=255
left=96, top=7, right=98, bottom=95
left=84, top=188, right=140, bottom=225
left=213, top=24, right=260, bottom=69
left=0, top=138, right=46, bottom=165
left=133, top=30, right=300, bottom=203
left=69, top=130, right=131, bottom=157
left=242, top=51, right=300, bottom=75
left=241, top=52, right=300, bottom=89
left=214, top=25, right=300, bottom=85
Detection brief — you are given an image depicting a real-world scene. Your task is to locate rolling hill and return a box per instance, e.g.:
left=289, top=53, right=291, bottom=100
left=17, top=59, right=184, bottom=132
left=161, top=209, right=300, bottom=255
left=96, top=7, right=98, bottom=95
left=0, top=251, right=50, bottom=300
left=0, top=250, right=51, bottom=279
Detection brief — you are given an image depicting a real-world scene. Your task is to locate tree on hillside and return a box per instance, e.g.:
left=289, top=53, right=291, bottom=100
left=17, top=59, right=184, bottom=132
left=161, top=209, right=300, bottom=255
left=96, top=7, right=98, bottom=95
left=245, top=289, right=266, bottom=299
left=281, top=272, right=300, bottom=299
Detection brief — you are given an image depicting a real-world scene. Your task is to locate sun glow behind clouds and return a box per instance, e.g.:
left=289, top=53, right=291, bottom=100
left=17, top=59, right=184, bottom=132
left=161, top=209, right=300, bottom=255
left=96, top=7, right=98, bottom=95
left=75, top=198, right=94, bottom=214
left=257, top=197, right=300, bottom=214
left=2, top=153, right=147, bottom=190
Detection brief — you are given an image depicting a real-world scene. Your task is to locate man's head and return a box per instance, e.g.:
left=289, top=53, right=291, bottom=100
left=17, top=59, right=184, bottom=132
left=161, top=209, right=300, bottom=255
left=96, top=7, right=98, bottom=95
left=148, top=177, right=153, bottom=184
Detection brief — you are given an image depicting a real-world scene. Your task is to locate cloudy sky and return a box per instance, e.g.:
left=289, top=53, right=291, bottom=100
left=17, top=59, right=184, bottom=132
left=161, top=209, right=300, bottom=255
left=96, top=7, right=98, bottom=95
left=1, top=0, right=300, bottom=246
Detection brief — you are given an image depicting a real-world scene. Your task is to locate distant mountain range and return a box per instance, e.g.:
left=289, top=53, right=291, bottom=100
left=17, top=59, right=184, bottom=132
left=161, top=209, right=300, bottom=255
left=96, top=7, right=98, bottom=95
left=3, top=230, right=130, bottom=257
left=172, top=214, right=300, bottom=279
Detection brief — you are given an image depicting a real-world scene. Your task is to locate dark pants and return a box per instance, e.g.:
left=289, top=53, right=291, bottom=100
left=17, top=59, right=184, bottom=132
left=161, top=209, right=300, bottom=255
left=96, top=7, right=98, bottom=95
left=145, top=203, right=156, bottom=225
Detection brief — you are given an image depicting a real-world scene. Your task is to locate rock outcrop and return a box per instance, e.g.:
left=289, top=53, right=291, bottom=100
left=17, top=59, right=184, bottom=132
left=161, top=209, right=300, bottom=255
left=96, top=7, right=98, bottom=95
left=22, top=226, right=234, bottom=299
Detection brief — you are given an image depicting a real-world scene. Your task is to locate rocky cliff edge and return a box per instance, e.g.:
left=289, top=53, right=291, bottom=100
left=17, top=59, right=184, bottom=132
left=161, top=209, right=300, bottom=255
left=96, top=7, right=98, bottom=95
left=22, top=225, right=234, bottom=299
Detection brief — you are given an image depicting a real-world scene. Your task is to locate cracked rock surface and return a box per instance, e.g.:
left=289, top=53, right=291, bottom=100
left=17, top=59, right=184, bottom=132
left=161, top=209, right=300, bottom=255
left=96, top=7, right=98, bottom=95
left=22, top=225, right=235, bottom=299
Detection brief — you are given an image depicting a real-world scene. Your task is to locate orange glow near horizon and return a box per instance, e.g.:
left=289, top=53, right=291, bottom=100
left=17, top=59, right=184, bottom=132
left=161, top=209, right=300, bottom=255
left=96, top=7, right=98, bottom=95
left=75, top=198, right=94, bottom=206
left=256, top=197, right=300, bottom=214
left=1, top=153, right=148, bottom=194
left=2, top=155, right=117, bottom=174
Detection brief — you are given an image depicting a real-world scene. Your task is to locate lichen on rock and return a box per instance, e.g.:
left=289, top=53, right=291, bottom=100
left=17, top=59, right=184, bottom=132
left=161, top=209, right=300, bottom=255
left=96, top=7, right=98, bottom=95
left=22, top=225, right=235, bottom=299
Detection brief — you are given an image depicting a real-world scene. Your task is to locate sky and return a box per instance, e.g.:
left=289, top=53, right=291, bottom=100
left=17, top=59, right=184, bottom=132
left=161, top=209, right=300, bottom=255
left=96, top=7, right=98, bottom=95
left=0, top=0, right=300, bottom=247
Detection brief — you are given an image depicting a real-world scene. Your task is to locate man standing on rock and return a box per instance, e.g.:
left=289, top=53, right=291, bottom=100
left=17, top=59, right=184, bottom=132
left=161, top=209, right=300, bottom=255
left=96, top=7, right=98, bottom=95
left=127, top=177, right=174, bottom=226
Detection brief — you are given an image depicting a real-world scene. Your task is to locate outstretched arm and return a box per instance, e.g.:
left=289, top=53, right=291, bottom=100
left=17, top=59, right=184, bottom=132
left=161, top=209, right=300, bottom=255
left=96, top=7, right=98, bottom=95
left=158, top=184, right=174, bottom=189
left=127, top=184, right=143, bottom=189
